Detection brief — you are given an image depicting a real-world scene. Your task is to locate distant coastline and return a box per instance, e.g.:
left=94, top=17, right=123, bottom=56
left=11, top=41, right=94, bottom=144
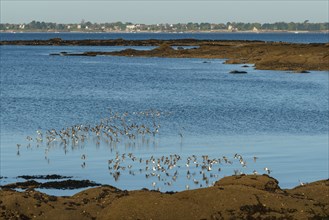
left=1, top=21, right=328, bottom=34
left=1, top=30, right=328, bottom=34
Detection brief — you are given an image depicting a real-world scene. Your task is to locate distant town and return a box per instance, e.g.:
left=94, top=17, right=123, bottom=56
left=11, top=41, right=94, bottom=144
left=1, top=20, right=328, bottom=33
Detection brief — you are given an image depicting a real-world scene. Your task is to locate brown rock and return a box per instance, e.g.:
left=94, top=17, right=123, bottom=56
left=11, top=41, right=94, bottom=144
left=1, top=175, right=328, bottom=219
left=214, top=174, right=281, bottom=192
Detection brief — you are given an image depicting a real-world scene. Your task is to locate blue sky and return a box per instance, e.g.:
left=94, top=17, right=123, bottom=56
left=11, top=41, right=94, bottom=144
left=1, top=0, right=328, bottom=24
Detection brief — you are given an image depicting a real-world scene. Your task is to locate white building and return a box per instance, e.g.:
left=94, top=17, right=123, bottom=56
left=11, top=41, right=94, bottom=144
left=228, top=25, right=238, bottom=32
left=126, top=25, right=136, bottom=30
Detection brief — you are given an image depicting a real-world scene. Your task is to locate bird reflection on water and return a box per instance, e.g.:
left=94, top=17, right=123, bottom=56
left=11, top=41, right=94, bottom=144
left=19, top=109, right=269, bottom=192
left=24, top=109, right=164, bottom=150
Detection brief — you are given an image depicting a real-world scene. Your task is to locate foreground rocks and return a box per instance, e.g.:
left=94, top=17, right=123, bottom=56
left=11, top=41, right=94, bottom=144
left=1, top=175, right=328, bottom=219
left=1, top=38, right=328, bottom=71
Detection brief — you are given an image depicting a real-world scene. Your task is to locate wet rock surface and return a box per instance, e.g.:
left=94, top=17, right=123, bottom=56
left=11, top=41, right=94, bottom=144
left=229, top=70, right=248, bottom=74
left=1, top=179, right=101, bottom=190
left=17, top=174, right=73, bottom=180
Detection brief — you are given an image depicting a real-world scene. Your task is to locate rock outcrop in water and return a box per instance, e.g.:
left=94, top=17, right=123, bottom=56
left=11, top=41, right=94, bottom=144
left=229, top=70, right=248, bottom=74
left=1, top=39, right=328, bottom=71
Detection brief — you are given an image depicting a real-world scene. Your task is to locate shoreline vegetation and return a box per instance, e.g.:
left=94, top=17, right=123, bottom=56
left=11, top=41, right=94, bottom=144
left=1, top=30, right=329, bottom=34
left=1, top=20, right=328, bottom=33
left=1, top=175, right=328, bottom=219
left=2, top=38, right=328, bottom=71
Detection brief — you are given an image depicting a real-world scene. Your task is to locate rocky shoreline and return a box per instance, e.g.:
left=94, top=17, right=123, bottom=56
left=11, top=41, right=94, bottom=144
left=1, top=175, right=328, bottom=219
left=1, top=38, right=329, bottom=71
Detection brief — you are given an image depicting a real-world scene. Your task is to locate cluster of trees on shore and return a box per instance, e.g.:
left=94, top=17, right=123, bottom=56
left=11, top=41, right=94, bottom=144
left=1, top=20, right=328, bottom=32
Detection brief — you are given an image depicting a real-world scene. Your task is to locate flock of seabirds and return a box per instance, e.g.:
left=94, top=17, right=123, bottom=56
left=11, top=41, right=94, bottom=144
left=17, top=109, right=272, bottom=191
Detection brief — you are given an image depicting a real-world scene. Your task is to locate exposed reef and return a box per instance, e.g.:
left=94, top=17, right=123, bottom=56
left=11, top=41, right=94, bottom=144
left=229, top=70, right=248, bottom=74
left=2, top=180, right=100, bottom=190
left=1, top=175, right=328, bottom=219
left=1, top=38, right=329, bottom=71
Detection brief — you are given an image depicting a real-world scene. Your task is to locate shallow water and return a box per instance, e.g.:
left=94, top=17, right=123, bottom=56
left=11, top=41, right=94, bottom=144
left=0, top=42, right=328, bottom=195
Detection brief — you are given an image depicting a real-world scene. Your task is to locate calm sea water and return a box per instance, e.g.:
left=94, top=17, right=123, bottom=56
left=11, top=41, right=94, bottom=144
left=0, top=33, right=328, bottom=195
left=1, top=32, right=329, bottom=43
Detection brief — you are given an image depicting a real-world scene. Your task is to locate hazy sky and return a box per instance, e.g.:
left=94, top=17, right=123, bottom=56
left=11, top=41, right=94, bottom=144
left=1, top=0, right=328, bottom=24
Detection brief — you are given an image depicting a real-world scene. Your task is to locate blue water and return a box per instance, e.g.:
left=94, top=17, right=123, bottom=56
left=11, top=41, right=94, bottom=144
left=1, top=32, right=329, bottom=43
left=0, top=34, right=328, bottom=195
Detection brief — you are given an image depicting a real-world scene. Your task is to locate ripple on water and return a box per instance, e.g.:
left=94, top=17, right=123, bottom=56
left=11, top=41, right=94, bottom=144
left=0, top=44, right=328, bottom=195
